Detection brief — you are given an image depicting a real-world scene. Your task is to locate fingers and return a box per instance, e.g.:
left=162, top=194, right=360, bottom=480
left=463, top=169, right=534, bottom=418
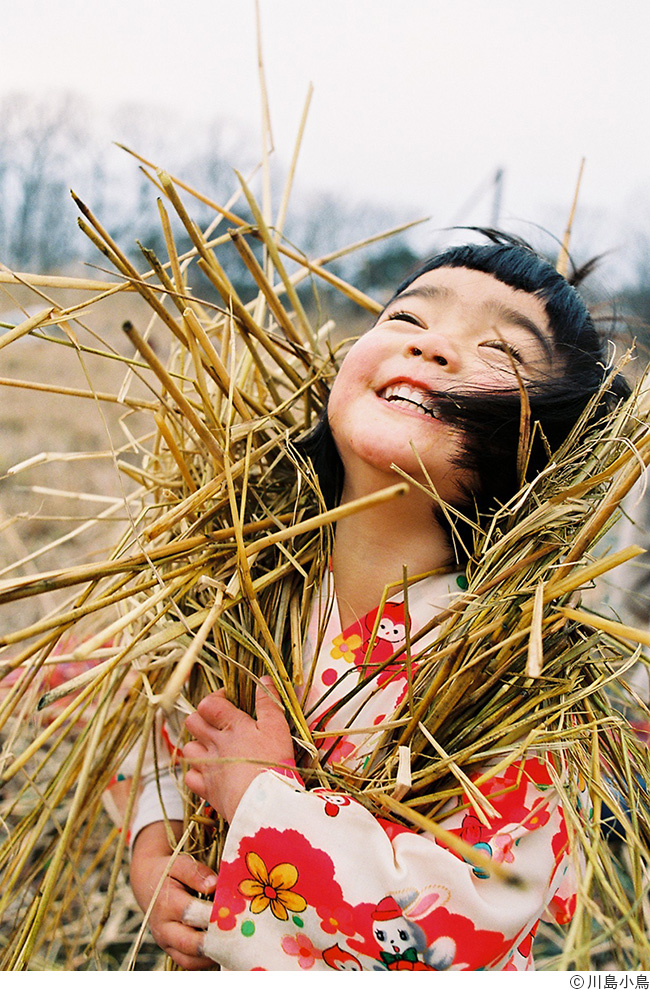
left=168, top=950, right=214, bottom=971
left=167, top=939, right=215, bottom=971
left=147, top=857, right=217, bottom=970
left=255, top=675, right=281, bottom=709
left=170, top=852, right=217, bottom=896
left=184, top=766, right=209, bottom=801
left=255, top=676, right=288, bottom=729
left=186, top=680, right=284, bottom=739
left=183, top=739, right=209, bottom=763
left=167, top=949, right=214, bottom=971
left=131, top=840, right=218, bottom=971
left=194, top=690, right=240, bottom=731
left=182, top=738, right=210, bottom=799
left=158, top=920, right=213, bottom=970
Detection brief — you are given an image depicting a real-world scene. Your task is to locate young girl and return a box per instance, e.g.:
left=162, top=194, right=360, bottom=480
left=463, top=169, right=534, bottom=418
left=127, top=234, right=630, bottom=971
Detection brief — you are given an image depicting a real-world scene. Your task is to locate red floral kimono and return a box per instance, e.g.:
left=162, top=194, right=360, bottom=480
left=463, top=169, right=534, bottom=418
left=201, top=570, right=576, bottom=971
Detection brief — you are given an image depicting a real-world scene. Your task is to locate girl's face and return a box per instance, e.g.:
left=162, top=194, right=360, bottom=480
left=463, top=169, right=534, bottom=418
left=328, top=266, right=556, bottom=501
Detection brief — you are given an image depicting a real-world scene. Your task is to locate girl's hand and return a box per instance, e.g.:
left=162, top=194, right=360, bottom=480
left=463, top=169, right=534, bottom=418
left=130, top=820, right=217, bottom=970
left=183, top=677, right=295, bottom=823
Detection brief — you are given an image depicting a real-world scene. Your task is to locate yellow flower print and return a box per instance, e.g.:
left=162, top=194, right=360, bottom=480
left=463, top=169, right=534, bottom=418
left=238, top=851, right=307, bottom=921
left=330, top=632, right=362, bottom=663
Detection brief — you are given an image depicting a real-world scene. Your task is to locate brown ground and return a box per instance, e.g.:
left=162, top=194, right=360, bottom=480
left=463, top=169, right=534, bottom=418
left=0, top=281, right=162, bottom=633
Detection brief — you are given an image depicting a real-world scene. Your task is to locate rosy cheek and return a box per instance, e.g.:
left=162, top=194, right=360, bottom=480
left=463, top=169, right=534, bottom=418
left=327, top=366, right=358, bottom=427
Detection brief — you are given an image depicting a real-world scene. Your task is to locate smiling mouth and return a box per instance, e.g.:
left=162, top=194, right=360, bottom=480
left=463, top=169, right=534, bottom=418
left=379, top=383, right=439, bottom=418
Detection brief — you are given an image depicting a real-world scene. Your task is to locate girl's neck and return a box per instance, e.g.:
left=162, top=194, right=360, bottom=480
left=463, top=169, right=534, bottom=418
left=331, top=477, right=455, bottom=630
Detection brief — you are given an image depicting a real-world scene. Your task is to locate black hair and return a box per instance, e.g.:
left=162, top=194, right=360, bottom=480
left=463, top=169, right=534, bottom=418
left=296, top=230, right=631, bottom=563
left=389, top=229, right=624, bottom=400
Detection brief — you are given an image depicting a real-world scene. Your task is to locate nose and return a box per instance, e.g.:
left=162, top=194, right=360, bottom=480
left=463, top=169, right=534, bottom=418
left=405, top=329, right=461, bottom=371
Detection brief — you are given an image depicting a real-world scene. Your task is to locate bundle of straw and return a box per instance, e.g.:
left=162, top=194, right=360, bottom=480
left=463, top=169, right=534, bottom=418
left=1, top=140, right=650, bottom=972
left=0, top=135, right=425, bottom=968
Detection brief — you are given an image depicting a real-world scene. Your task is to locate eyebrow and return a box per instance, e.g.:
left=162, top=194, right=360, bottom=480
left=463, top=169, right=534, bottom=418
left=480, top=300, right=553, bottom=358
left=390, top=285, right=452, bottom=306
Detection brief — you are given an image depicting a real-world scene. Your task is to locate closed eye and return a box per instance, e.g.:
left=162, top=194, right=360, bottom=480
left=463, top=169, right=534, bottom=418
left=480, top=340, right=524, bottom=364
left=384, top=310, right=426, bottom=328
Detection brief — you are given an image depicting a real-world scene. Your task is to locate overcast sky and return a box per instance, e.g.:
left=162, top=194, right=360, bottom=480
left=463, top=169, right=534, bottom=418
left=4, top=0, right=650, bottom=282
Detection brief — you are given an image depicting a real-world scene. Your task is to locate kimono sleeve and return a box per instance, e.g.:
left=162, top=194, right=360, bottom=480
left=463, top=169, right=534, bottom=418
left=102, top=713, right=184, bottom=849
left=202, top=756, right=573, bottom=972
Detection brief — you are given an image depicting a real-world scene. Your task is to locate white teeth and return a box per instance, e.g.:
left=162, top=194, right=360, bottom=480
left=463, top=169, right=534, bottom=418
left=381, top=383, right=437, bottom=417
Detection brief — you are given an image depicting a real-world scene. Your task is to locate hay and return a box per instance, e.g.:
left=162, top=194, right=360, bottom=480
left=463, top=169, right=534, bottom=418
left=1, top=92, right=650, bottom=974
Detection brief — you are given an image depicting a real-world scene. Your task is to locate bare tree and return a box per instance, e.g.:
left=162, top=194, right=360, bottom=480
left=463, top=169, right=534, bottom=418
left=0, top=91, right=418, bottom=297
left=0, top=92, right=92, bottom=270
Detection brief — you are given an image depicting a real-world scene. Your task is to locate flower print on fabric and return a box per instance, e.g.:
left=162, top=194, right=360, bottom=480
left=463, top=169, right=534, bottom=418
left=238, top=851, right=307, bottom=921
left=325, top=602, right=413, bottom=690
left=319, top=900, right=359, bottom=940
left=329, top=631, right=362, bottom=664
left=547, top=815, right=575, bottom=925
left=491, top=831, right=515, bottom=865
left=281, top=933, right=321, bottom=969
left=215, top=826, right=360, bottom=937
left=547, top=863, right=576, bottom=925
left=207, top=765, right=568, bottom=970
left=302, top=574, right=461, bottom=774
left=210, top=878, right=248, bottom=932
left=320, top=632, right=362, bottom=690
